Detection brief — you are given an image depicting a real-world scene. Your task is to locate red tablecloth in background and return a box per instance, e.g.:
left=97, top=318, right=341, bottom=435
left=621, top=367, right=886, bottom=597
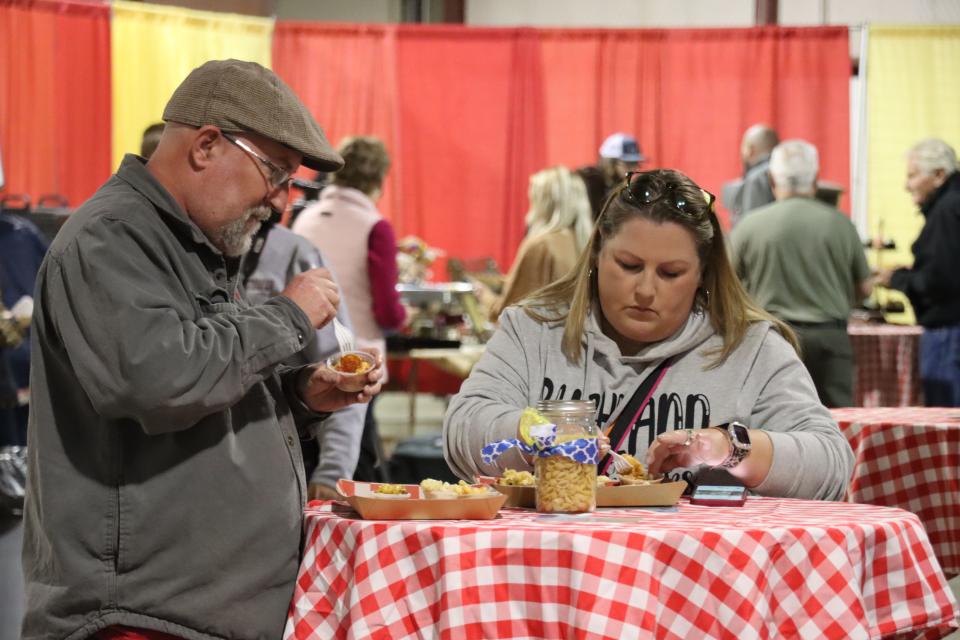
left=849, top=324, right=923, bottom=407
left=833, top=407, right=960, bottom=577
left=285, top=498, right=958, bottom=640
left=386, top=354, right=465, bottom=396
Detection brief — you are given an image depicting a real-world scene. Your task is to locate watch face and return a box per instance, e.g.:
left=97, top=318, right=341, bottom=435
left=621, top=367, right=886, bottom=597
left=730, top=422, right=751, bottom=447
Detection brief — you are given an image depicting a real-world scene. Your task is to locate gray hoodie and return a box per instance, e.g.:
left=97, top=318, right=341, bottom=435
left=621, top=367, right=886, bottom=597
left=443, top=306, right=853, bottom=501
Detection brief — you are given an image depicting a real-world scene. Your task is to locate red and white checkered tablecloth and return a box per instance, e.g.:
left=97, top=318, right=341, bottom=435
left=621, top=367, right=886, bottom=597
left=284, top=498, right=959, bottom=640
left=849, top=324, right=923, bottom=407
left=832, top=407, right=960, bottom=576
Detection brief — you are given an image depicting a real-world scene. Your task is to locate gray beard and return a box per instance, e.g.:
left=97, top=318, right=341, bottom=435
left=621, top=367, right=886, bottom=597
left=217, top=206, right=271, bottom=256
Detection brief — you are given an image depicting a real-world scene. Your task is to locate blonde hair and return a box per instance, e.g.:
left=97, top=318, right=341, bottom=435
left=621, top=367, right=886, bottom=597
left=522, top=168, right=798, bottom=366
left=524, top=166, right=593, bottom=252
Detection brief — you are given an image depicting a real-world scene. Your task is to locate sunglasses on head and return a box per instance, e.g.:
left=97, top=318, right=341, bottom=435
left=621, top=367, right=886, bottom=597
left=622, top=171, right=715, bottom=214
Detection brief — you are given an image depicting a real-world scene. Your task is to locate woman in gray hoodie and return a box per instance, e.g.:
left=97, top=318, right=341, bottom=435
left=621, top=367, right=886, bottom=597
left=443, top=169, right=853, bottom=501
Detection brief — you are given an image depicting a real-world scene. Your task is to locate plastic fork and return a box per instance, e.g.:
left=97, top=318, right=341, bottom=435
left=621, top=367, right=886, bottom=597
left=331, top=317, right=354, bottom=354
left=609, top=450, right=636, bottom=475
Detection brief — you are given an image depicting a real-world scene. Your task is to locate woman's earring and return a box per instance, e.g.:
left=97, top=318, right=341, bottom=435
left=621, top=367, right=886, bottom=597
left=696, top=287, right=710, bottom=311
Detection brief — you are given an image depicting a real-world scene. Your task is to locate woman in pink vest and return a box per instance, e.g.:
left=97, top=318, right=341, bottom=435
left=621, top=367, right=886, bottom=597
left=293, top=136, right=407, bottom=481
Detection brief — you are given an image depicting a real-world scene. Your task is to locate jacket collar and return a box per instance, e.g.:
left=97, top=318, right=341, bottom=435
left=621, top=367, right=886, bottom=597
left=114, top=154, right=222, bottom=252
left=921, top=170, right=960, bottom=216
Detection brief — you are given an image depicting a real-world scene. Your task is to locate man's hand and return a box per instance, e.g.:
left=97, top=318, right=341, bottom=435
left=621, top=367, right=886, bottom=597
left=281, top=268, right=340, bottom=329
left=297, top=348, right=383, bottom=413
left=308, top=483, right=342, bottom=502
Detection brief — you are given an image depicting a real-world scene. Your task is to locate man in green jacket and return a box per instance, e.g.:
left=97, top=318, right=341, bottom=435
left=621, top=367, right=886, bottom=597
left=730, top=139, right=873, bottom=408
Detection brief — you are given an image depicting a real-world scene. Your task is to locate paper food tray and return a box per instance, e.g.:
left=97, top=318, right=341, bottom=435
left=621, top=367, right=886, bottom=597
left=597, top=480, right=687, bottom=507
left=336, top=479, right=506, bottom=520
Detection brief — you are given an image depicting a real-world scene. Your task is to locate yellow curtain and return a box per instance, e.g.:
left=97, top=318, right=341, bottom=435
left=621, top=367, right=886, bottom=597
left=110, top=1, right=273, bottom=169
left=866, top=25, right=960, bottom=320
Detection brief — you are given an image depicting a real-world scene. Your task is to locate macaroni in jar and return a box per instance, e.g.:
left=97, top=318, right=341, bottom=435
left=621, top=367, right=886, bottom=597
left=533, top=400, right=598, bottom=513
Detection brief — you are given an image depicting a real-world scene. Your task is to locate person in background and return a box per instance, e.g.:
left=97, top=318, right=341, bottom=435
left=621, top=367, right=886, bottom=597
left=0, top=215, right=45, bottom=447
left=479, top=166, right=592, bottom=320
left=0, top=199, right=46, bottom=640
left=722, top=124, right=779, bottom=227
left=0, top=288, right=28, bottom=640
left=21, top=59, right=382, bottom=640
left=292, top=135, right=406, bottom=483
left=878, top=138, right=960, bottom=406
left=444, top=168, right=852, bottom=501
left=730, top=140, right=873, bottom=408
left=243, top=221, right=366, bottom=501
left=577, top=132, right=645, bottom=221
left=139, top=122, right=165, bottom=160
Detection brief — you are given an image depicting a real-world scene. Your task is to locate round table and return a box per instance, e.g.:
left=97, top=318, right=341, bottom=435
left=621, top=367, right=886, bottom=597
left=285, top=498, right=959, bottom=640
left=833, top=407, right=960, bottom=577
left=848, top=323, right=923, bottom=407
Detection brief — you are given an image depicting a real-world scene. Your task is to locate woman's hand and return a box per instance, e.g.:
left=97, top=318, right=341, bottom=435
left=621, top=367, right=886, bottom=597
left=645, top=428, right=730, bottom=477
left=598, top=433, right=611, bottom=459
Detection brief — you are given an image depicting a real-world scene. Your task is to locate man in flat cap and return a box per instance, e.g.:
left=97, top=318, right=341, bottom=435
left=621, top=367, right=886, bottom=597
left=20, top=59, right=382, bottom=640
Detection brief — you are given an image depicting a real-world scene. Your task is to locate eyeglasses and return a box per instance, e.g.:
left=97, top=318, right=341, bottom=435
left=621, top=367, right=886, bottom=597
left=222, top=132, right=292, bottom=190
left=623, top=171, right=716, bottom=214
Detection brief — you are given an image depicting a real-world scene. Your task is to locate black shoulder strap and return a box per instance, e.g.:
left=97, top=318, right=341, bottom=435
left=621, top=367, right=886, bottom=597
left=599, top=358, right=672, bottom=474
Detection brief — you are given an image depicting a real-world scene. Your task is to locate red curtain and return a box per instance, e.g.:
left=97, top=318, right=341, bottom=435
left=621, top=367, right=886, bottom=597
left=274, top=24, right=849, bottom=276
left=0, top=0, right=112, bottom=209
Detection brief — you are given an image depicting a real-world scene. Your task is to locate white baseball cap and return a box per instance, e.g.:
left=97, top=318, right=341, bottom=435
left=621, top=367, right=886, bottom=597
left=599, top=133, right=644, bottom=162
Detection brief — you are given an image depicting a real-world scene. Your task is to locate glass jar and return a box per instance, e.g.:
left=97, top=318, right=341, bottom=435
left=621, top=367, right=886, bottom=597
left=534, top=400, right=598, bottom=513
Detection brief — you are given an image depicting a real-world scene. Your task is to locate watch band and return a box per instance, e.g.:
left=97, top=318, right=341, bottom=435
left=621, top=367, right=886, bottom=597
left=710, top=423, right=750, bottom=469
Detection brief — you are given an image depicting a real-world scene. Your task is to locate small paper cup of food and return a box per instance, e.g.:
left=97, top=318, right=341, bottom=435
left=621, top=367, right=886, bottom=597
left=327, top=351, right=377, bottom=393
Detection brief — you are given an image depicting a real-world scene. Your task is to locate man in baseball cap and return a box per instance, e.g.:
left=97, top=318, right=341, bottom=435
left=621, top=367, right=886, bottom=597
left=578, top=132, right=646, bottom=220
left=21, top=59, right=381, bottom=640
left=599, top=132, right=645, bottom=165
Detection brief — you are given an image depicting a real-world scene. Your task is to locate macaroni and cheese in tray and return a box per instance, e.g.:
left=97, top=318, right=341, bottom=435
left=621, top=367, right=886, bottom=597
left=335, top=479, right=506, bottom=520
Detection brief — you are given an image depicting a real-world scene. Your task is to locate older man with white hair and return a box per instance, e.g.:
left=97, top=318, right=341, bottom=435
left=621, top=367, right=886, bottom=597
left=730, top=139, right=873, bottom=407
left=879, top=138, right=960, bottom=406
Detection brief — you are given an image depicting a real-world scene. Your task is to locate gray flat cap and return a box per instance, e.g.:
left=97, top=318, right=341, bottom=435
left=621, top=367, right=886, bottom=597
left=162, top=59, right=343, bottom=172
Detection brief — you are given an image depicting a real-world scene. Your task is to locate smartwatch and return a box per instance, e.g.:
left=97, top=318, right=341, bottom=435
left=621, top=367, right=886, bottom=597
left=709, top=422, right=751, bottom=469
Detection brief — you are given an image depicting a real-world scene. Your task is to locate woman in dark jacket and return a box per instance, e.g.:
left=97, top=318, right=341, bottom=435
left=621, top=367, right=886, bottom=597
left=879, top=138, right=960, bottom=406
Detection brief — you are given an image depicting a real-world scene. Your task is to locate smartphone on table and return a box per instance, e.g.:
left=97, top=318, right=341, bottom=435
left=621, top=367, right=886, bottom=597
left=690, top=484, right=748, bottom=507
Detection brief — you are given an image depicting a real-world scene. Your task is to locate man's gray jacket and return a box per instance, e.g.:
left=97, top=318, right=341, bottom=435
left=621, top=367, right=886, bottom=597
left=22, top=155, right=319, bottom=640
